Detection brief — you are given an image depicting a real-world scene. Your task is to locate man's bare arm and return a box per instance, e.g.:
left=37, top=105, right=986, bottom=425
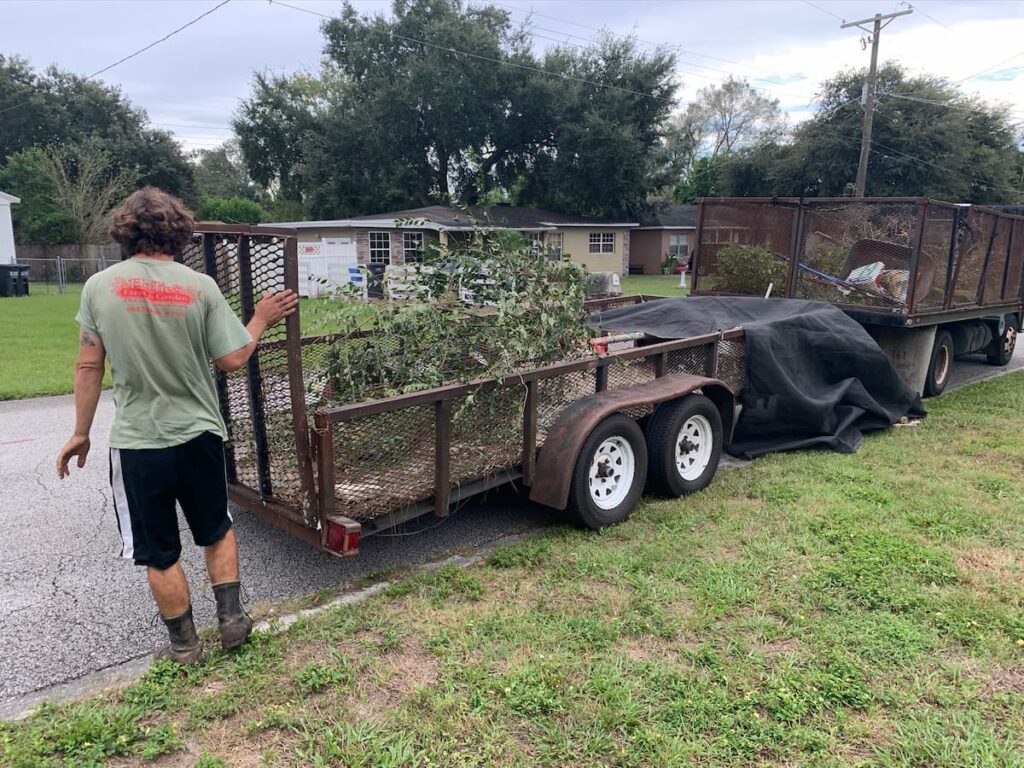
left=214, top=290, right=298, bottom=373
left=57, top=328, right=106, bottom=478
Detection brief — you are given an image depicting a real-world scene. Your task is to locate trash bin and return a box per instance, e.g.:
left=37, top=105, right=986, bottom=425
left=0, top=264, right=30, bottom=297
left=366, top=264, right=387, bottom=299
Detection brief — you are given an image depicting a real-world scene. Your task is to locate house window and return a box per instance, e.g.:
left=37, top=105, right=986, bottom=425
left=521, top=231, right=543, bottom=256
left=369, top=232, right=391, bottom=264
left=589, top=232, right=615, bottom=254
left=547, top=232, right=564, bottom=259
left=403, top=232, right=424, bottom=263
left=669, top=234, right=689, bottom=259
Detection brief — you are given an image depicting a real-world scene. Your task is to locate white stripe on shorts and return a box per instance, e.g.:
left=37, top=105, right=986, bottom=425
left=110, top=448, right=135, bottom=560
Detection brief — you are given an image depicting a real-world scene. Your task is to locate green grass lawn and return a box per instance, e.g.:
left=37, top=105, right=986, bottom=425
left=621, top=273, right=690, bottom=297
left=3, top=373, right=1022, bottom=766
left=0, top=288, right=112, bottom=400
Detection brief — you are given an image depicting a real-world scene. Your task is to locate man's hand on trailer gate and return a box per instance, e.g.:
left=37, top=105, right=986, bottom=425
left=254, top=290, right=299, bottom=326
left=57, top=435, right=91, bottom=479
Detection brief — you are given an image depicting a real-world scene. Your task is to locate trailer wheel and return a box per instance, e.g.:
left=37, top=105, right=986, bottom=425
left=645, top=395, right=723, bottom=497
left=924, top=330, right=954, bottom=397
left=567, top=414, right=648, bottom=530
left=986, top=316, right=1018, bottom=367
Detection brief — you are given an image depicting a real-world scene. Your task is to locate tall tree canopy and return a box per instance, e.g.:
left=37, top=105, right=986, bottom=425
left=720, top=64, right=1023, bottom=203
left=233, top=0, right=677, bottom=219
left=0, top=55, right=195, bottom=242
left=0, top=55, right=194, bottom=197
left=191, top=140, right=256, bottom=200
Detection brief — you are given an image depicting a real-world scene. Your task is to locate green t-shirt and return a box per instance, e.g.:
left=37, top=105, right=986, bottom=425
left=76, top=258, right=253, bottom=449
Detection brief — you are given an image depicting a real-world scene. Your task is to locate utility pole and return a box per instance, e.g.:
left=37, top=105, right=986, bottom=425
left=841, top=8, right=912, bottom=196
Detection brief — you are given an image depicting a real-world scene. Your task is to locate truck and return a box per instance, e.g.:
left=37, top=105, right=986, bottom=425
left=180, top=224, right=744, bottom=558
left=690, top=198, right=1023, bottom=397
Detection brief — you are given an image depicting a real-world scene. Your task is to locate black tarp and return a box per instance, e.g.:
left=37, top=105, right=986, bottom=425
left=591, top=297, right=925, bottom=458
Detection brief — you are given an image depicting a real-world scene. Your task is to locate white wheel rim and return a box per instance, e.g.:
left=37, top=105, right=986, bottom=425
left=588, top=436, right=636, bottom=510
left=675, top=415, right=714, bottom=481
left=1005, top=327, right=1017, bottom=358
left=935, top=345, right=950, bottom=384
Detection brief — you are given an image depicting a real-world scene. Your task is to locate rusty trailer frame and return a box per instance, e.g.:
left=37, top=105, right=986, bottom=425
left=180, top=223, right=744, bottom=556
left=692, top=197, right=1024, bottom=328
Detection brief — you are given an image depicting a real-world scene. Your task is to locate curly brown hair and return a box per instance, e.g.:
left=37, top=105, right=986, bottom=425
left=109, top=187, right=194, bottom=258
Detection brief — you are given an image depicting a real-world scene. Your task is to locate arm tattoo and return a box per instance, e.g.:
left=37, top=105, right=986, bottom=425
left=80, top=329, right=97, bottom=347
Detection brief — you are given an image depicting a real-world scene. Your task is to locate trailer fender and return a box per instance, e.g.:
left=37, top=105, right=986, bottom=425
left=529, top=373, right=736, bottom=511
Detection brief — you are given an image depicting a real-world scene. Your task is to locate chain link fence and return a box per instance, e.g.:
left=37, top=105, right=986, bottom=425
left=14, top=244, right=121, bottom=295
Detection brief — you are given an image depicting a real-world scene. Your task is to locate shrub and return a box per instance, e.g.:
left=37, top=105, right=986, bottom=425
left=197, top=196, right=266, bottom=225
left=706, top=244, right=788, bottom=296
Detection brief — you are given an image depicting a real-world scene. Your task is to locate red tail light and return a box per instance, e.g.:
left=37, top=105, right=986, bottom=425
left=324, top=515, right=360, bottom=556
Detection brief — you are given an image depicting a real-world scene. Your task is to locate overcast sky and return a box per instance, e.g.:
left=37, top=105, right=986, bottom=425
left=3, top=0, right=1023, bottom=153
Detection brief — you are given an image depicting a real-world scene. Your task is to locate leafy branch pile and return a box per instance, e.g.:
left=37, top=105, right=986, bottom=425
left=304, top=230, right=591, bottom=407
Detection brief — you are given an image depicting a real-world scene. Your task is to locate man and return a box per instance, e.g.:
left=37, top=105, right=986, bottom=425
left=56, top=187, right=298, bottom=663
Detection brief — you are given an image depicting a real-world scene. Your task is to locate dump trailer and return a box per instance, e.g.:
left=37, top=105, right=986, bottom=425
left=692, top=198, right=1023, bottom=396
left=178, top=224, right=745, bottom=557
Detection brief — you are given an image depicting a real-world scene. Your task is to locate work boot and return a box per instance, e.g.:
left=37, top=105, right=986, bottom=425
left=155, top=606, right=205, bottom=664
left=213, top=580, right=253, bottom=650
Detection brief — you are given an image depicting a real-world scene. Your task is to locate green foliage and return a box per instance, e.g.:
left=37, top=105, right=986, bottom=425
left=197, top=196, right=266, bottom=225
left=233, top=71, right=321, bottom=204
left=719, top=63, right=1023, bottom=203
left=817, top=529, right=958, bottom=612
left=194, top=754, right=227, bottom=768
left=190, top=140, right=255, bottom=200
left=0, top=54, right=194, bottom=198
left=674, top=155, right=723, bottom=203
left=235, top=0, right=677, bottom=219
left=292, top=660, right=354, bottom=694
left=0, top=146, right=79, bottom=244
left=306, top=226, right=590, bottom=406
left=703, top=243, right=788, bottom=295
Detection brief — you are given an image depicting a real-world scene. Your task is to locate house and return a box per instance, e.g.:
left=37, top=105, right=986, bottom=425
left=273, top=204, right=638, bottom=281
left=0, top=191, right=20, bottom=265
left=629, top=204, right=697, bottom=275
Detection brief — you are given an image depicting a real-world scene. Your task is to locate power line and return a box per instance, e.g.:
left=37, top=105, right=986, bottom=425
left=495, top=0, right=794, bottom=86
left=898, top=1, right=955, bottom=33
left=87, top=0, right=232, bottom=79
left=0, top=0, right=231, bottom=118
left=267, top=0, right=676, bottom=104
left=956, top=47, right=1024, bottom=83
left=881, top=91, right=1024, bottom=120
left=801, top=0, right=845, bottom=23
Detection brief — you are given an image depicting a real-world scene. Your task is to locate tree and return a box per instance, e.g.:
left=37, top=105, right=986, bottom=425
left=0, top=55, right=195, bottom=203
left=513, top=37, right=678, bottom=219
left=234, top=0, right=678, bottom=220
left=0, top=140, right=137, bottom=244
left=233, top=71, right=322, bottom=206
left=0, top=147, right=79, bottom=244
left=674, top=155, right=724, bottom=203
left=197, top=196, right=266, bottom=224
left=688, top=77, right=786, bottom=156
left=42, top=139, right=139, bottom=244
left=191, top=140, right=254, bottom=200
left=722, top=63, right=1023, bottom=202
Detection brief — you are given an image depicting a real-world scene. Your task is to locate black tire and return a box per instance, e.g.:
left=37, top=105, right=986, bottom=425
left=567, top=414, right=648, bottom=530
left=924, top=330, right=954, bottom=398
left=645, top=394, right=723, bottom=497
left=986, top=316, right=1019, bottom=367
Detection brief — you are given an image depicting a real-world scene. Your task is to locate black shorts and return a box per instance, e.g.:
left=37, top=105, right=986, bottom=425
left=109, top=431, right=233, bottom=569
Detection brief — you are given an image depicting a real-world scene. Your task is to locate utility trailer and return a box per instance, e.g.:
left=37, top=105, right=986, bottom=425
left=178, top=225, right=745, bottom=557
left=692, top=198, right=1023, bottom=396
